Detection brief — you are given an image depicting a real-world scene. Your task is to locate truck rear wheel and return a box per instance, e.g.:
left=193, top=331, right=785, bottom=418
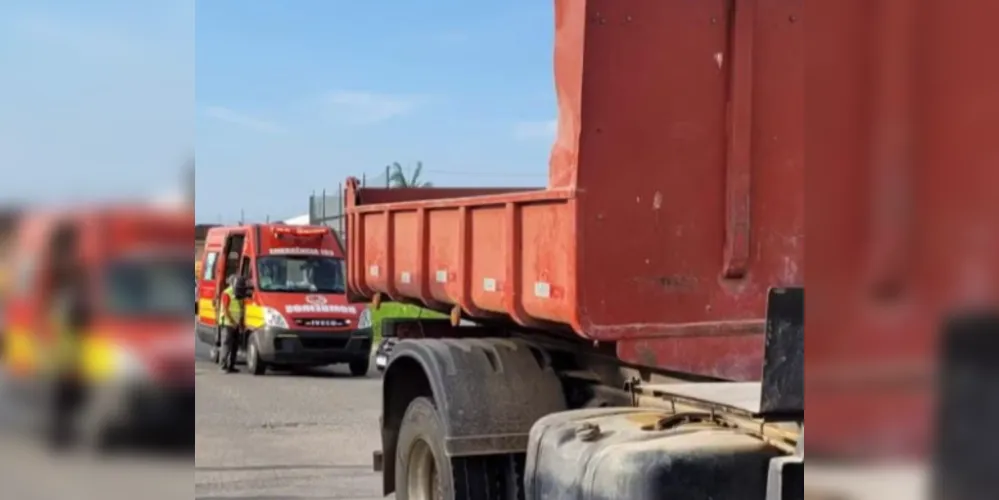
left=396, top=397, right=513, bottom=500
left=396, top=397, right=453, bottom=500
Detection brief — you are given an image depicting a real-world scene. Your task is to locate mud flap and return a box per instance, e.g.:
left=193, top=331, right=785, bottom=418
left=933, top=312, right=999, bottom=500
left=760, top=287, right=804, bottom=418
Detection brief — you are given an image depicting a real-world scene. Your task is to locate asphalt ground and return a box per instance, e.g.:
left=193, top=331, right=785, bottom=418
left=0, top=335, right=387, bottom=500
left=194, top=338, right=386, bottom=500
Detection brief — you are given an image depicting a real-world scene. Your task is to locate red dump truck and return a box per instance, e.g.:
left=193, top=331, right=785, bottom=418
left=806, top=1, right=999, bottom=497
left=349, top=0, right=999, bottom=497
left=346, top=1, right=802, bottom=499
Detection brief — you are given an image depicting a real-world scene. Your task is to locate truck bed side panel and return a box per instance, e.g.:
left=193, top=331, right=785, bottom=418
left=345, top=0, right=803, bottom=380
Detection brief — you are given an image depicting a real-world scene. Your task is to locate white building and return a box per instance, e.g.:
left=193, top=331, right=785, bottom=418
left=282, top=213, right=310, bottom=225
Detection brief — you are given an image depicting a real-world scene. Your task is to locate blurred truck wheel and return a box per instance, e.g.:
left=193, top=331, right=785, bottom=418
left=349, top=358, right=370, bottom=377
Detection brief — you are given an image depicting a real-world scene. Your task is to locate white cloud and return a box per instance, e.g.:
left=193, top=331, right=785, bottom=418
left=322, top=90, right=426, bottom=125
left=203, top=106, right=286, bottom=134
left=514, top=119, right=557, bottom=140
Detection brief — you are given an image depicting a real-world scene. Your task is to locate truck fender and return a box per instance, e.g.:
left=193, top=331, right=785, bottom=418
left=380, top=337, right=567, bottom=493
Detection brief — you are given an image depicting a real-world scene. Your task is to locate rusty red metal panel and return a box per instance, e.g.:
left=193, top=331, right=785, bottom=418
left=344, top=0, right=804, bottom=380
left=809, top=0, right=999, bottom=459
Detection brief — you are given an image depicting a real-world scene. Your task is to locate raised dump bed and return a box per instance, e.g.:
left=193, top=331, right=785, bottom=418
left=345, top=0, right=803, bottom=381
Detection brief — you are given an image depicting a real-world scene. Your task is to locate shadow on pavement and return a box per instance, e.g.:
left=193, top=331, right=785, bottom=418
left=260, top=366, right=370, bottom=379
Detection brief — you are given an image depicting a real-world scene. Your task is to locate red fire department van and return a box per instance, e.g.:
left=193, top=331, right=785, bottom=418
left=195, top=224, right=372, bottom=376
left=1, top=205, right=194, bottom=448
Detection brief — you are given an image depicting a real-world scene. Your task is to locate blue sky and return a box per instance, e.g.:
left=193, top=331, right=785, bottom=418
left=196, top=0, right=556, bottom=223
left=0, top=0, right=194, bottom=206
left=0, top=1, right=556, bottom=222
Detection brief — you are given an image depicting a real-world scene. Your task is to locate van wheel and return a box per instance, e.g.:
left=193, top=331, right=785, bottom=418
left=349, top=358, right=369, bottom=377
left=247, top=340, right=267, bottom=376
left=395, top=397, right=514, bottom=500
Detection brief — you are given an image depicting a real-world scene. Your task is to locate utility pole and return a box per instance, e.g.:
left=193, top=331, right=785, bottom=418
left=184, top=155, right=195, bottom=206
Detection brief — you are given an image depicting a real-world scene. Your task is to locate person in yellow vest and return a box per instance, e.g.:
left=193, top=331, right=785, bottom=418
left=46, top=261, right=91, bottom=450
left=48, top=276, right=89, bottom=448
left=218, top=275, right=247, bottom=373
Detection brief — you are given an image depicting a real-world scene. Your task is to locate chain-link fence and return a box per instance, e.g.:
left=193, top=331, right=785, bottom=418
left=308, top=169, right=390, bottom=241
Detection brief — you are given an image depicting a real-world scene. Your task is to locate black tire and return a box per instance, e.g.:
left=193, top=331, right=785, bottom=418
left=395, top=397, right=454, bottom=500
left=246, top=337, right=267, bottom=376
left=349, top=358, right=370, bottom=377
left=395, top=397, right=518, bottom=500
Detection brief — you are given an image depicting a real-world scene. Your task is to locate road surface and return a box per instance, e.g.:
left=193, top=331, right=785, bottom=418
left=195, top=338, right=386, bottom=500
left=0, top=336, right=386, bottom=500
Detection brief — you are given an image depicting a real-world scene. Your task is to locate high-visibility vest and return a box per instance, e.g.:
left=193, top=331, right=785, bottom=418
left=55, top=323, right=79, bottom=372
left=218, top=286, right=243, bottom=326
left=48, top=300, right=80, bottom=374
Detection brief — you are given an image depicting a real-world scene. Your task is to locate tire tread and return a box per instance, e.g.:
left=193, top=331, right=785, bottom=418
left=397, top=396, right=525, bottom=500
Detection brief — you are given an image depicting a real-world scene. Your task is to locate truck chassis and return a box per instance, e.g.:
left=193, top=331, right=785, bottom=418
left=374, top=288, right=803, bottom=500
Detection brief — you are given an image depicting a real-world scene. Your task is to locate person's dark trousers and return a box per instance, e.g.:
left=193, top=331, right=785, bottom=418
left=47, top=375, right=82, bottom=449
left=219, top=326, right=240, bottom=372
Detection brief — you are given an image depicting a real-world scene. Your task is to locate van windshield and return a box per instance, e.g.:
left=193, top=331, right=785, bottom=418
left=256, top=255, right=345, bottom=294
left=103, top=256, right=193, bottom=317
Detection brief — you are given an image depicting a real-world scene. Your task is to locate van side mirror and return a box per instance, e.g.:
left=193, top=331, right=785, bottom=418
left=237, top=280, right=254, bottom=299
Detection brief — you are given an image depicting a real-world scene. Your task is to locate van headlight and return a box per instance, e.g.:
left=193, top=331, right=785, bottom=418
left=357, top=307, right=373, bottom=329
left=263, top=307, right=289, bottom=328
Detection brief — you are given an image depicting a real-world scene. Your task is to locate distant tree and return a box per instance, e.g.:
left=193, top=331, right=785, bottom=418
left=388, top=161, right=432, bottom=188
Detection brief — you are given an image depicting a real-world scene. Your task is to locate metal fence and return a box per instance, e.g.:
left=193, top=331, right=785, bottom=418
left=309, top=170, right=390, bottom=240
